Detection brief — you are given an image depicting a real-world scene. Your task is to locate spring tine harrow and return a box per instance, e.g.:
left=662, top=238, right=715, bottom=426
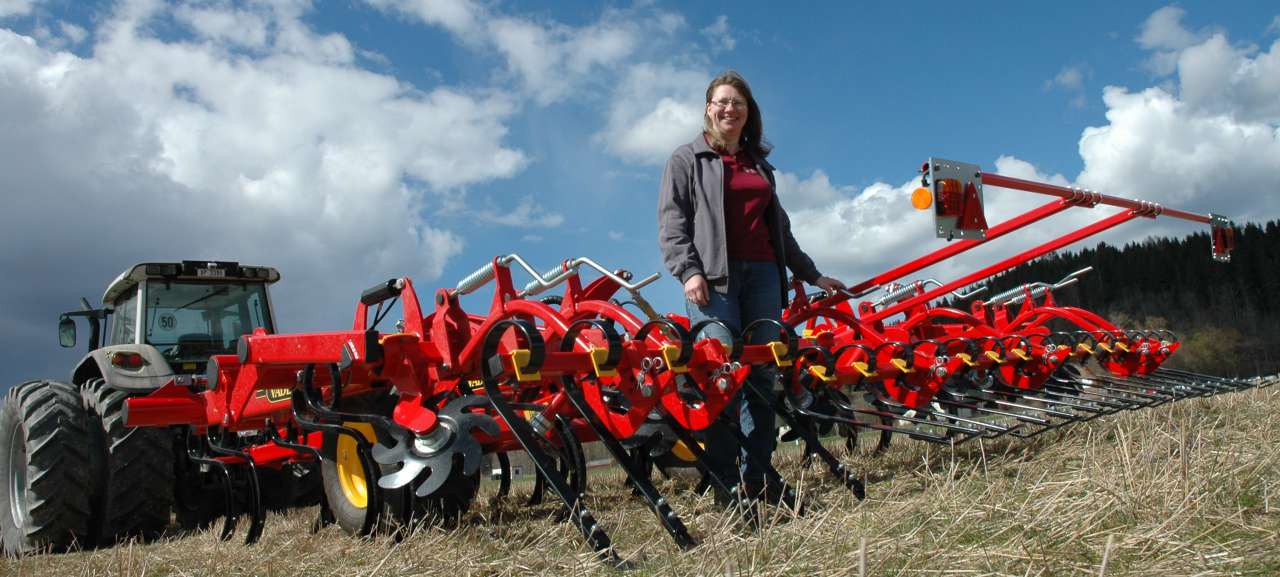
left=261, top=423, right=335, bottom=532
left=205, top=432, right=266, bottom=545
left=477, top=319, right=619, bottom=563
left=185, top=435, right=241, bottom=542
left=558, top=319, right=697, bottom=550
left=100, top=156, right=1258, bottom=558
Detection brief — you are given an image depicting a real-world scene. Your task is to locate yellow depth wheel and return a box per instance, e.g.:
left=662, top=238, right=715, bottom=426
left=670, top=439, right=702, bottom=463
left=335, top=422, right=377, bottom=509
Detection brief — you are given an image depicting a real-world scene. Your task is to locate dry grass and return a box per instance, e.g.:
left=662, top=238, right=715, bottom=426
left=4, top=385, right=1278, bottom=576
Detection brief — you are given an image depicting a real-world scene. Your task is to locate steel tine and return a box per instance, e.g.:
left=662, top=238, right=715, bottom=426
left=960, top=389, right=1080, bottom=420
left=797, top=400, right=953, bottom=445
left=932, top=397, right=1051, bottom=426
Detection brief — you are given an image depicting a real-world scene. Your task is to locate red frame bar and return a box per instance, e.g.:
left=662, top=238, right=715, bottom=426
left=865, top=209, right=1140, bottom=323
left=981, top=173, right=1211, bottom=224
left=845, top=199, right=1071, bottom=296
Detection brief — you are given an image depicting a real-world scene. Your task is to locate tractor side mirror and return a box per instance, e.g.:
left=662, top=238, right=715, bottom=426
left=58, top=316, right=76, bottom=348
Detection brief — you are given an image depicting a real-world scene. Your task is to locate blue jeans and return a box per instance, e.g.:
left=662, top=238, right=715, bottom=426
left=685, top=260, right=781, bottom=487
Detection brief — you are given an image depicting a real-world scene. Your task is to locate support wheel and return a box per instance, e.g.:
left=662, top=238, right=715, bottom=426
left=320, top=422, right=384, bottom=535
left=0, top=380, right=93, bottom=554
left=81, top=378, right=175, bottom=545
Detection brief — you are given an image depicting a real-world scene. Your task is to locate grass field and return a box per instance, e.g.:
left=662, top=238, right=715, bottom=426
left=3, top=384, right=1278, bottom=576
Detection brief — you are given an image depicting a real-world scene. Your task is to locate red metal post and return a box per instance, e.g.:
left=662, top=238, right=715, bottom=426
left=981, top=173, right=1212, bottom=224
left=865, top=209, right=1141, bottom=323
left=845, top=198, right=1073, bottom=296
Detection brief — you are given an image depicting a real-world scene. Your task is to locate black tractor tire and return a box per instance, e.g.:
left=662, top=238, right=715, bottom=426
left=80, top=378, right=176, bottom=545
left=0, top=380, right=94, bottom=555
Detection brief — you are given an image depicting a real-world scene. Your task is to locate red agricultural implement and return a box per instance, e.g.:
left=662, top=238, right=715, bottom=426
left=1, top=158, right=1263, bottom=560
left=777, top=158, right=1251, bottom=455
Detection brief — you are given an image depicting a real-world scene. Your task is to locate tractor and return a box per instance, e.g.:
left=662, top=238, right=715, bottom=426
left=0, top=260, right=312, bottom=554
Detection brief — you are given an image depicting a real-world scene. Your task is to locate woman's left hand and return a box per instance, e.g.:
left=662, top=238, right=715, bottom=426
left=814, top=276, right=846, bottom=294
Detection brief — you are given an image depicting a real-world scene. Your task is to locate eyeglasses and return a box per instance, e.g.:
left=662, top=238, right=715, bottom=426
left=709, top=98, right=748, bottom=110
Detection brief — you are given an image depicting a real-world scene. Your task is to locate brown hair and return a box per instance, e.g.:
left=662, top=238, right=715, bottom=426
left=703, top=70, right=771, bottom=158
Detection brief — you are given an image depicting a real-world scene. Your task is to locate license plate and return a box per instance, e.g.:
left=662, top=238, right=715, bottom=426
left=197, top=268, right=226, bottom=278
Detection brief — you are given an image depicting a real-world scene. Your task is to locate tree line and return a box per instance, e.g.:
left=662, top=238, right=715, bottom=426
left=947, top=221, right=1280, bottom=378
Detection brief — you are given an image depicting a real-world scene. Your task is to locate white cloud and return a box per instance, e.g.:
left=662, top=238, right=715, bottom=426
left=1137, top=6, right=1202, bottom=51
left=0, top=0, right=35, bottom=18
left=608, top=230, right=624, bottom=241
left=58, top=20, right=85, bottom=44
left=1045, top=65, right=1084, bottom=91
left=701, top=15, right=734, bottom=53
left=1068, top=7, right=1280, bottom=227
left=774, top=169, right=853, bottom=212
left=598, top=63, right=707, bottom=165
left=1138, top=6, right=1215, bottom=76
left=475, top=196, right=564, bottom=228
left=174, top=4, right=270, bottom=49
left=0, top=0, right=530, bottom=368
left=1174, top=35, right=1280, bottom=123
left=1077, top=86, right=1280, bottom=223
left=366, top=0, right=483, bottom=43
left=367, top=1, right=681, bottom=106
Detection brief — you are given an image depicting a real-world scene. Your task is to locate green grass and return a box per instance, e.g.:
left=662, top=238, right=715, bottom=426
left=4, top=385, right=1278, bottom=576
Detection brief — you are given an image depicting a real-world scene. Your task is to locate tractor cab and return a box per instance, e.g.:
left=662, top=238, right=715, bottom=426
left=61, top=260, right=280, bottom=378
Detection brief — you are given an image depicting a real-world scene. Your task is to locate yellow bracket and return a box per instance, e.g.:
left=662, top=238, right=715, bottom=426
left=1097, top=342, right=1114, bottom=353
left=378, top=333, right=412, bottom=345
left=660, top=344, right=689, bottom=374
left=801, top=327, right=815, bottom=338
left=1114, top=342, right=1130, bottom=353
left=588, top=347, right=617, bottom=378
left=985, top=350, right=1006, bottom=364
left=851, top=362, right=877, bottom=378
left=956, top=353, right=977, bottom=367
left=1057, top=344, right=1070, bottom=352
left=508, top=349, right=542, bottom=382
left=768, top=341, right=792, bottom=367
left=1077, top=343, right=1094, bottom=355
left=807, top=365, right=837, bottom=383
left=889, top=358, right=915, bottom=373
left=1012, top=348, right=1031, bottom=362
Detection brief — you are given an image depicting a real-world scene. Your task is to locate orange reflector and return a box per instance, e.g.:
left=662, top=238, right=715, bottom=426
left=911, top=187, right=933, bottom=210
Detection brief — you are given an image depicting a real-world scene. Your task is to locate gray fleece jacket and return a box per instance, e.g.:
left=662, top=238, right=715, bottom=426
left=657, top=134, right=822, bottom=308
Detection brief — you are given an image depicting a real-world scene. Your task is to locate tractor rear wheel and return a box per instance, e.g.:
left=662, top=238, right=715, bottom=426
left=0, top=380, right=93, bottom=554
left=81, top=378, right=175, bottom=545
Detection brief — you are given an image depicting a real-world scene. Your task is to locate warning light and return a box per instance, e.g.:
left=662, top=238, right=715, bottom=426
left=911, top=187, right=933, bottom=210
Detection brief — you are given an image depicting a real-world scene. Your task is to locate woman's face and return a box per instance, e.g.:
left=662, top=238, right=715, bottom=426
left=706, top=84, right=748, bottom=141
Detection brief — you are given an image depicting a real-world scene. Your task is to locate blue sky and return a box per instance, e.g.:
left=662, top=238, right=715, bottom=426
left=1, top=1, right=1278, bottom=387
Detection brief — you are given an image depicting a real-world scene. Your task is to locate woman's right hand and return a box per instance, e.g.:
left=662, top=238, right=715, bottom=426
left=684, top=274, right=710, bottom=306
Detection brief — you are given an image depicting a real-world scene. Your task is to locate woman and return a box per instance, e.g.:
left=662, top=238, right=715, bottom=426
left=657, top=70, right=845, bottom=499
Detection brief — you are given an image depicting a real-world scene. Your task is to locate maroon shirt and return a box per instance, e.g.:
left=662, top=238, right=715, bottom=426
left=722, top=151, right=776, bottom=262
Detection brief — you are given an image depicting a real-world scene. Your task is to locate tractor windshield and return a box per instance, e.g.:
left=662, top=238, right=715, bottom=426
left=143, top=280, right=274, bottom=369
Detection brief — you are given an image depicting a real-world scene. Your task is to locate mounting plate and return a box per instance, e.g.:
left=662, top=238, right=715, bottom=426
left=924, top=158, right=987, bottom=241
